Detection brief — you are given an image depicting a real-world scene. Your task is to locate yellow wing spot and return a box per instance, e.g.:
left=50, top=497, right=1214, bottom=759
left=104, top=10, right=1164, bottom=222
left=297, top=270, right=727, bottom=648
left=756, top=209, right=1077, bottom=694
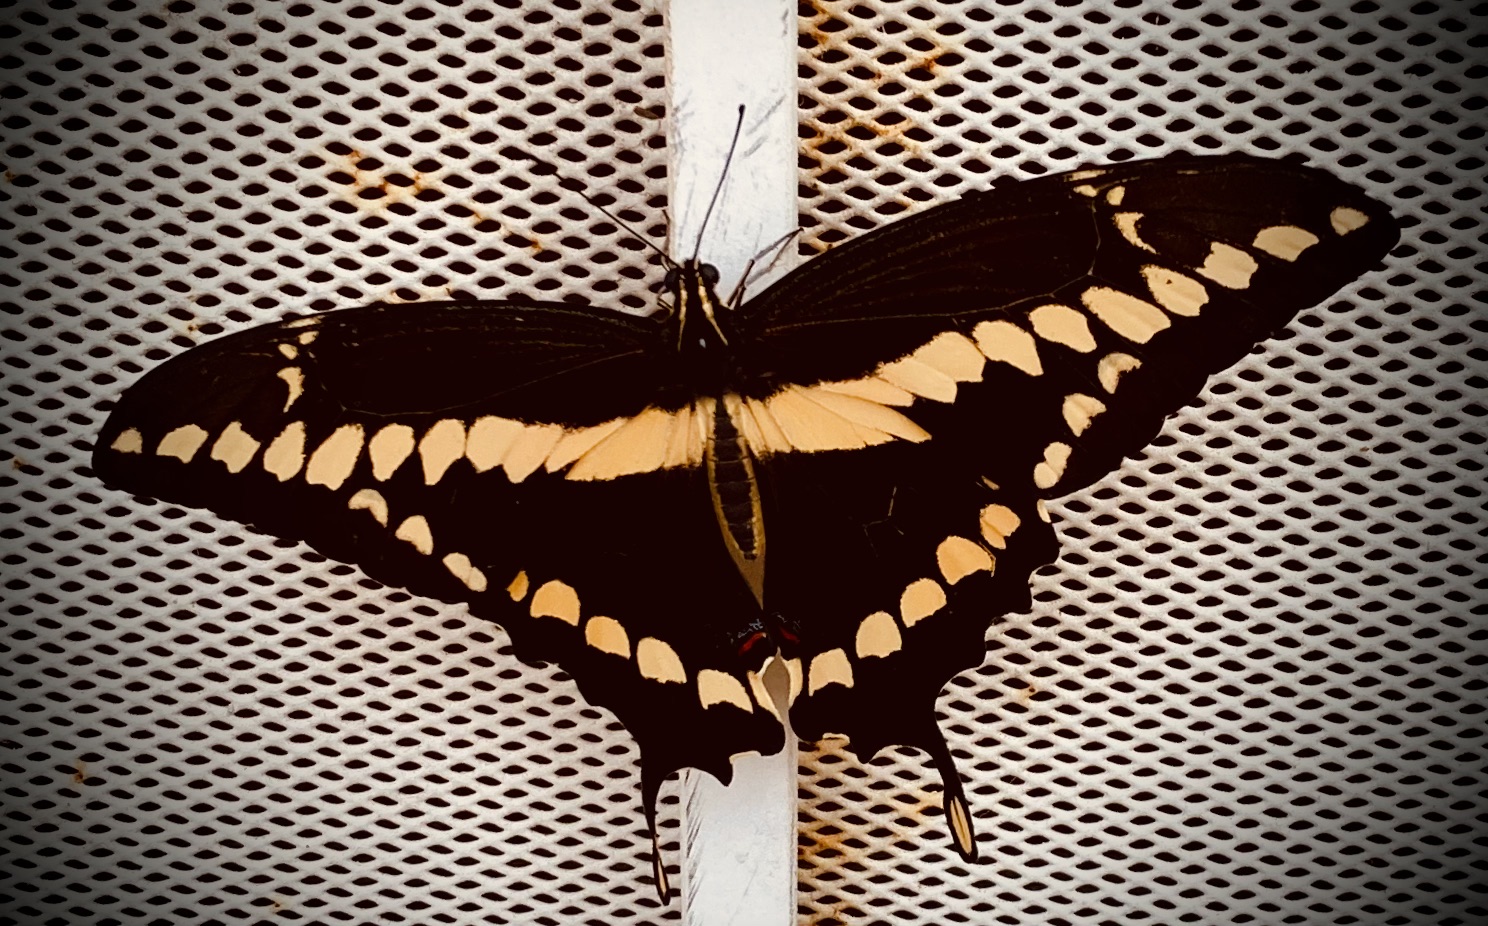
left=855, top=611, right=903, bottom=659
left=637, top=637, right=687, bottom=684
left=972, top=319, right=1043, bottom=376
left=419, top=419, right=467, bottom=485
left=277, top=366, right=305, bottom=412
left=584, top=616, right=631, bottom=658
left=1072, top=184, right=1099, bottom=198
left=155, top=424, right=209, bottom=463
left=502, top=423, right=563, bottom=483
left=297, top=331, right=318, bottom=345
left=1081, top=287, right=1171, bottom=344
left=394, top=514, right=434, bottom=555
left=1197, top=242, right=1258, bottom=289
left=1114, top=212, right=1157, bottom=253
left=1028, top=304, right=1097, bottom=353
left=277, top=343, right=298, bottom=360
left=111, top=428, right=144, bottom=454
left=794, top=387, right=929, bottom=444
left=979, top=503, right=1020, bottom=550
left=465, top=416, right=525, bottom=473
left=1037, top=499, right=1051, bottom=523
left=442, top=552, right=487, bottom=592
left=697, top=669, right=754, bottom=712
left=565, top=406, right=676, bottom=481
left=1097, top=352, right=1142, bottom=393
left=900, top=578, right=947, bottom=627
left=305, top=423, right=365, bottom=490
left=807, top=648, right=855, bottom=695
left=507, top=570, right=530, bottom=602
left=817, top=377, right=915, bottom=407
left=937, top=536, right=993, bottom=585
left=1141, top=265, right=1208, bottom=317
left=1062, top=393, right=1108, bottom=436
left=210, top=421, right=260, bottom=473
left=910, top=331, right=985, bottom=384
left=347, top=488, right=388, bottom=526
left=1330, top=206, right=1369, bottom=235
left=545, top=417, right=626, bottom=474
left=1252, top=225, right=1319, bottom=261
left=761, top=387, right=898, bottom=452
left=368, top=424, right=416, bottom=481
left=1105, top=185, right=1126, bottom=206
left=876, top=355, right=958, bottom=403
left=529, top=579, right=580, bottom=625
left=1033, top=441, right=1073, bottom=490
left=262, top=421, right=307, bottom=481
left=947, top=791, right=976, bottom=858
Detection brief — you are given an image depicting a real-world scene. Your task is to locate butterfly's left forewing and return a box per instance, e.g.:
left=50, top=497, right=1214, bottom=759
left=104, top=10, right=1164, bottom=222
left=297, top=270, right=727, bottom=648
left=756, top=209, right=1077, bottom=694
left=735, top=154, right=1398, bottom=854
left=94, top=300, right=786, bottom=834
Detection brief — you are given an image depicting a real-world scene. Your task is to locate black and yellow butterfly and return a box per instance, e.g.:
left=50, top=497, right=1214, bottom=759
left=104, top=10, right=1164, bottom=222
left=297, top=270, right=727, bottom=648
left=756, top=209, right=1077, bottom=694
left=93, top=153, right=1399, bottom=891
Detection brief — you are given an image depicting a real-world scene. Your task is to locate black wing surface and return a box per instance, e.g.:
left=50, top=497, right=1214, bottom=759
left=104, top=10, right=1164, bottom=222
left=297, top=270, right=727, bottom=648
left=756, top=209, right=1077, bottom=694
left=731, top=154, right=1398, bottom=856
left=92, top=299, right=787, bottom=850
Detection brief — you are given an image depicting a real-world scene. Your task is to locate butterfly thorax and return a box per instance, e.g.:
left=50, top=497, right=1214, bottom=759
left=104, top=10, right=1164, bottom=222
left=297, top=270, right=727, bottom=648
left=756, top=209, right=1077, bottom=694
left=669, top=260, right=768, bottom=611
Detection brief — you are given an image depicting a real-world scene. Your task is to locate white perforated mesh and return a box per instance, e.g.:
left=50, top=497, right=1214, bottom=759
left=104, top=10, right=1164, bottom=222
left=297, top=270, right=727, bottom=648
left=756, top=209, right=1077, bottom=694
left=1, top=1, right=1483, bottom=924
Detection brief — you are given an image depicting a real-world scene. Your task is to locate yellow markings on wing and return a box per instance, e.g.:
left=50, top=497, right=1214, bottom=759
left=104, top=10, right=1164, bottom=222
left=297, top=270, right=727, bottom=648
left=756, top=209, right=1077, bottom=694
left=900, top=578, right=947, bottom=627
left=1081, top=287, right=1171, bottom=344
left=807, top=648, right=854, bottom=694
left=973, top=320, right=1043, bottom=376
left=1097, top=352, right=1142, bottom=393
left=419, top=419, right=467, bottom=485
left=1197, top=241, right=1258, bottom=289
left=111, top=428, right=145, bottom=454
left=156, top=424, right=209, bottom=463
left=394, top=514, right=434, bottom=555
left=305, top=424, right=365, bottom=490
left=1252, top=224, right=1319, bottom=261
left=347, top=488, right=388, bottom=526
left=979, top=503, right=1020, bottom=550
left=584, top=616, right=631, bottom=657
left=1062, top=393, right=1108, bottom=437
left=854, top=611, right=903, bottom=659
left=1330, top=206, right=1369, bottom=235
left=637, top=637, right=687, bottom=684
left=466, top=416, right=527, bottom=473
left=1028, top=304, right=1097, bottom=353
left=1141, top=265, right=1209, bottom=317
left=442, top=552, right=487, bottom=592
left=277, top=367, right=305, bottom=412
left=210, top=421, right=260, bottom=473
left=262, top=421, right=307, bottom=481
left=936, top=536, right=993, bottom=585
left=369, top=424, right=416, bottom=481
left=697, top=669, right=753, bottom=712
left=1033, top=441, right=1073, bottom=490
left=565, top=406, right=677, bottom=481
left=530, top=579, right=580, bottom=625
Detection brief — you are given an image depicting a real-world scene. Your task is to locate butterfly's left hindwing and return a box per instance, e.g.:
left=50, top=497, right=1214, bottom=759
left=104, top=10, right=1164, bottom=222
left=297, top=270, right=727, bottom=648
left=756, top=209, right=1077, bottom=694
left=93, top=300, right=786, bottom=827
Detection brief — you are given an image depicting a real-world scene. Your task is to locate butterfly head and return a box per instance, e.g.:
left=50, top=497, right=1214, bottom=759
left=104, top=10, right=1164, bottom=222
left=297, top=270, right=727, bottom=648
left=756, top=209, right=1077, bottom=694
left=665, top=258, right=732, bottom=357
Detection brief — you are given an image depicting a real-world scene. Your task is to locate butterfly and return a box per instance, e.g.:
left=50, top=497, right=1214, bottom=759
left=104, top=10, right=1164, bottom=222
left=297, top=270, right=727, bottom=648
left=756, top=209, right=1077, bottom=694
left=92, top=152, right=1398, bottom=896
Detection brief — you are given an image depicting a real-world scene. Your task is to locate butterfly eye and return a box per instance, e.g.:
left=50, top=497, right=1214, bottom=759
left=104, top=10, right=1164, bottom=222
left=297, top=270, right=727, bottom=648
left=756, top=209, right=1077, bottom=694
left=700, top=263, right=721, bottom=287
left=662, top=267, right=681, bottom=292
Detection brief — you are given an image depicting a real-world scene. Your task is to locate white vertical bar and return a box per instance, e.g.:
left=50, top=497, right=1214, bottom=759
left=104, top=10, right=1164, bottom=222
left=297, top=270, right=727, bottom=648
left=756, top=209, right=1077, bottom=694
left=667, top=1, right=798, bottom=925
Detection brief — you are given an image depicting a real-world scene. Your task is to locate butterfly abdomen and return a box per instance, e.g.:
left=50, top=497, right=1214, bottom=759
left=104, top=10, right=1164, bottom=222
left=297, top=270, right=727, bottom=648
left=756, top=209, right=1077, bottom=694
left=706, top=395, right=767, bottom=606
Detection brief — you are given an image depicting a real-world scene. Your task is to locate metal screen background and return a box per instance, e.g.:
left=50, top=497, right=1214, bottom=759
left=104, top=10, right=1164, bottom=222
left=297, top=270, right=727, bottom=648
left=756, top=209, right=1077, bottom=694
left=2, top=1, right=1484, bottom=925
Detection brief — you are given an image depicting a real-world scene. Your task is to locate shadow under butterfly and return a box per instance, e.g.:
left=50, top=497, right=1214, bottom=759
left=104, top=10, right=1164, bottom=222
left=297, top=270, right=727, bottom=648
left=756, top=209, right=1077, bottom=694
left=93, top=153, right=1399, bottom=900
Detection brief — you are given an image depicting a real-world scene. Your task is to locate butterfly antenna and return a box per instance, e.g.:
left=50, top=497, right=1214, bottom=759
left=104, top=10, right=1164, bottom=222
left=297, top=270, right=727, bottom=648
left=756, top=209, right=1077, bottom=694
left=511, top=149, right=672, bottom=266
left=690, top=104, right=746, bottom=261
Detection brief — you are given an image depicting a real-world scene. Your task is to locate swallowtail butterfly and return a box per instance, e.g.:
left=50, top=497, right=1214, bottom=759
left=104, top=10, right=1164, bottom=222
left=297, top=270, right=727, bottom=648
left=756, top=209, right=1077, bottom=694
left=94, top=154, right=1398, bottom=893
